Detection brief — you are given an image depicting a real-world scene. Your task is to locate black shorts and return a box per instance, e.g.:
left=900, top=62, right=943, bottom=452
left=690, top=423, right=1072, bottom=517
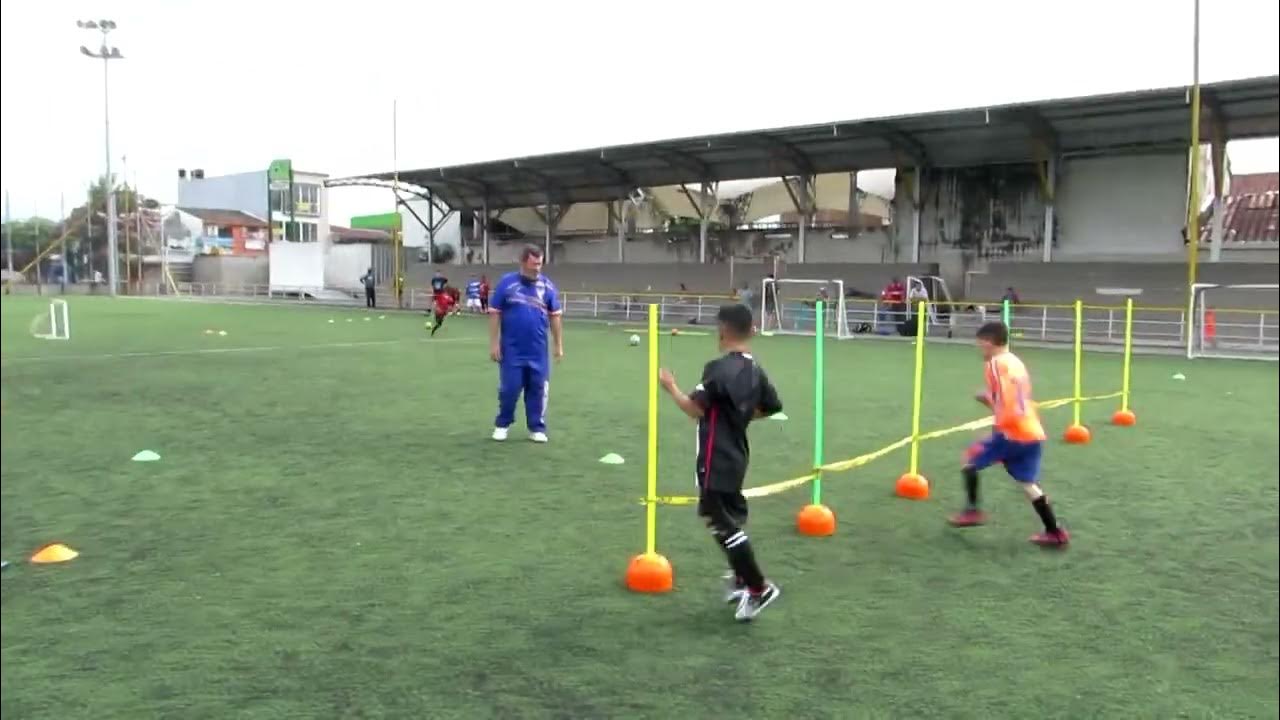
left=697, top=489, right=748, bottom=533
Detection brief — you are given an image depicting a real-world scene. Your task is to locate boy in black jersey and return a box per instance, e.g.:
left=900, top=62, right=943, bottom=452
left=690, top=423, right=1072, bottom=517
left=658, top=303, right=783, bottom=622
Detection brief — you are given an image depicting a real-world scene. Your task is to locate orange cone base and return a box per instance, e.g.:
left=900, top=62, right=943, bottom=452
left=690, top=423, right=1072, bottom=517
left=30, top=543, right=78, bottom=564
left=1111, top=409, right=1137, bottom=427
left=625, top=552, right=673, bottom=593
left=895, top=473, right=930, bottom=500
left=1063, top=424, right=1092, bottom=444
left=796, top=504, right=837, bottom=536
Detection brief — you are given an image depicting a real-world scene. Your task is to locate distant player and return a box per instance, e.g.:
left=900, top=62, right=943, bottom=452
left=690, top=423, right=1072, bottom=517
left=430, top=290, right=457, bottom=337
left=950, top=321, right=1069, bottom=547
left=360, top=267, right=377, bottom=308
left=658, top=303, right=783, bottom=622
left=479, top=275, right=491, bottom=313
left=431, top=269, right=449, bottom=310
left=465, top=275, right=483, bottom=312
left=447, top=285, right=463, bottom=316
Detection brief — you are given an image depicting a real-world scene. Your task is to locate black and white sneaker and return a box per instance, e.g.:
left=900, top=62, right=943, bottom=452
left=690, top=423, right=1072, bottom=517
left=733, top=581, right=781, bottom=622
left=721, top=572, right=747, bottom=604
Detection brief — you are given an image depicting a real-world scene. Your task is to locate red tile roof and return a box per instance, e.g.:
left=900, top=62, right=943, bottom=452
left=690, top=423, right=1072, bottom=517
left=1200, top=189, right=1279, bottom=244
left=1230, top=172, right=1279, bottom=195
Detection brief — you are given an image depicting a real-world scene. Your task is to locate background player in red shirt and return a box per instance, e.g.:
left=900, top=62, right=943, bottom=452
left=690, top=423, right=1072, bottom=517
left=430, top=291, right=457, bottom=336
left=447, top=285, right=463, bottom=316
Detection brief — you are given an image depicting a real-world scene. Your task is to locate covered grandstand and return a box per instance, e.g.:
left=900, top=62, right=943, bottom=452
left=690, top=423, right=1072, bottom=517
left=325, top=75, right=1278, bottom=353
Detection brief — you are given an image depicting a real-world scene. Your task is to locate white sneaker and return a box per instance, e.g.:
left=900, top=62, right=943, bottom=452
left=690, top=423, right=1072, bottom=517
left=734, top=581, right=781, bottom=622
left=492, top=427, right=509, bottom=441
left=722, top=572, right=747, bottom=604
left=529, top=431, right=549, bottom=443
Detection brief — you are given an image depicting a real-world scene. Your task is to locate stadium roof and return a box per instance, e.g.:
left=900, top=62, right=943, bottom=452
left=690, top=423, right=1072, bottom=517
left=338, top=75, right=1279, bottom=211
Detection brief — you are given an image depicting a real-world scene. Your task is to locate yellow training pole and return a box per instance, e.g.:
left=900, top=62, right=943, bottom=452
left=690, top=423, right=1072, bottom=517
left=1072, top=300, right=1083, bottom=425
left=1112, top=298, right=1138, bottom=426
left=895, top=300, right=930, bottom=499
left=645, top=303, right=659, bottom=555
left=908, top=301, right=927, bottom=474
left=625, top=304, right=672, bottom=592
left=1064, top=299, right=1091, bottom=443
left=1121, top=299, right=1133, bottom=411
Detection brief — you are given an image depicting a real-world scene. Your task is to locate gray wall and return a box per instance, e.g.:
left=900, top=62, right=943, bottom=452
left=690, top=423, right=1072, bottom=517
left=969, top=261, right=1279, bottom=309
left=192, top=255, right=269, bottom=286
left=1055, top=154, right=1188, bottom=259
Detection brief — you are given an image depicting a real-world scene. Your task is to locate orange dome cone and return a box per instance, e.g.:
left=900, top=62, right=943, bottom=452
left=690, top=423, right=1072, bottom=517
left=625, top=552, right=673, bottom=593
left=895, top=473, right=930, bottom=500
left=1111, top=409, right=1137, bottom=427
left=1063, top=424, right=1091, bottom=444
left=30, top=543, right=78, bottom=564
left=797, top=504, right=836, bottom=536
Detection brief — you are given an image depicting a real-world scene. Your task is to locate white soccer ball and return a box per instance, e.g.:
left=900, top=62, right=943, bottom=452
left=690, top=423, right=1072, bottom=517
left=629, top=334, right=641, bottom=346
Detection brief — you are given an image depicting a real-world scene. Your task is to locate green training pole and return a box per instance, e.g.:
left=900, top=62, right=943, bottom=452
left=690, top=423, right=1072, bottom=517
left=812, top=300, right=825, bottom=505
left=1002, top=299, right=1012, bottom=345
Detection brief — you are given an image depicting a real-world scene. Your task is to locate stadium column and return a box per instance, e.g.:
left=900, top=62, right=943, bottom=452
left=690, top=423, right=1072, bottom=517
left=426, top=189, right=437, bottom=264
left=697, top=182, right=717, bottom=264
left=846, top=170, right=860, bottom=233
left=481, top=198, right=491, bottom=265
left=910, top=167, right=923, bottom=263
left=1041, top=155, right=1057, bottom=262
left=543, top=193, right=555, bottom=262
left=615, top=200, right=625, bottom=262
left=797, top=175, right=812, bottom=263
left=1208, top=128, right=1226, bottom=262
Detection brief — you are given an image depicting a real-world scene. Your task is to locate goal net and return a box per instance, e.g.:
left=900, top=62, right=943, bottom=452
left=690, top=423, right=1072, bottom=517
left=1188, top=283, right=1278, bottom=361
left=30, top=299, right=71, bottom=341
left=759, top=278, right=849, bottom=338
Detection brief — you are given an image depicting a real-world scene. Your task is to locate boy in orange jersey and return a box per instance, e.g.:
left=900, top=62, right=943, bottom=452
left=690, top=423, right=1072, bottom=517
left=950, top=321, right=1070, bottom=547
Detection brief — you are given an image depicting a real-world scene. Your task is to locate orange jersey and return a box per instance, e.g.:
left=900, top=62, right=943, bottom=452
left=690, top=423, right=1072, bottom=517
left=984, top=351, right=1046, bottom=442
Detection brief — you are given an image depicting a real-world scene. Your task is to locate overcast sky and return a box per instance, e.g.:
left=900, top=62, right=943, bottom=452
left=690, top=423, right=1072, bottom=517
left=2, top=0, right=1277, bottom=224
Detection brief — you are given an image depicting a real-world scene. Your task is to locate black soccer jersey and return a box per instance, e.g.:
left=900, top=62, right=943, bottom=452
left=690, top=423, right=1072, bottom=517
left=690, top=351, right=783, bottom=492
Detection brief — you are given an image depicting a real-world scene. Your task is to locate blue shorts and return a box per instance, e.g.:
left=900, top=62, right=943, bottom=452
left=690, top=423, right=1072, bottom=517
left=966, top=432, right=1043, bottom=483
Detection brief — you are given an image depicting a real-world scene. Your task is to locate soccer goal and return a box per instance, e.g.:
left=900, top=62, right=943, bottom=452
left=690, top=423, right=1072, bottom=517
left=759, top=277, right=850, bottom=338
left=30, top=299, right=71, bottom=341
left=1188, top=283, right=1278, bottom=361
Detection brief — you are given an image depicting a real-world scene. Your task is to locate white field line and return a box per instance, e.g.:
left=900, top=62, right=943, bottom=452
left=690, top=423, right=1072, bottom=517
left=2, top=336, right=481, bottom=364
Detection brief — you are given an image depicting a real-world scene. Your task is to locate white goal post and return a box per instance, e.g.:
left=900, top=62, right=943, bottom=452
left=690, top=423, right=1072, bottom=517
left=30, top=299, right=71, bottom=341
left=1188, top=283, right=1278, bottom=361
left=759, top=278, right=850, bottom=338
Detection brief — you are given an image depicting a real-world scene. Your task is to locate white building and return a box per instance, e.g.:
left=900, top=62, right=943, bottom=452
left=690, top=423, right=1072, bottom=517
left=177, top=168, right=331, bottom=248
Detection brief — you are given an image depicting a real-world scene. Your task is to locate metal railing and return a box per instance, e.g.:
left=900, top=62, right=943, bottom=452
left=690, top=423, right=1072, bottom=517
left=118, top=282, right=1279, bottom=354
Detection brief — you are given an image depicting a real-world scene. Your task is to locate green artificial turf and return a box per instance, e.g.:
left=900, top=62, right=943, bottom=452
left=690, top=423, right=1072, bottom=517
left=2, top=295, right=1277, bottom=719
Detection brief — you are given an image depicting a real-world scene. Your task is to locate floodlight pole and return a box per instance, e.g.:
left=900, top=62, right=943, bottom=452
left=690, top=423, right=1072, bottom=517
left=78, top=20, right=123, bottom=296
left=1184, top=0, right=1202, bottom=357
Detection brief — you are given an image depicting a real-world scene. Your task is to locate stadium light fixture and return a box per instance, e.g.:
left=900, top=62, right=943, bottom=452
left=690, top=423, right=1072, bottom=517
left=77, top=19, right=124, bottom=296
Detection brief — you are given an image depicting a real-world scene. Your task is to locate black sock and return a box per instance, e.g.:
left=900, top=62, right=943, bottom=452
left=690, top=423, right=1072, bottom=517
left=1031, top=496, right=1059, bottom=532
left=962, top=466, right=980, bottom=508
left=719, top=530, right=766, bottom=593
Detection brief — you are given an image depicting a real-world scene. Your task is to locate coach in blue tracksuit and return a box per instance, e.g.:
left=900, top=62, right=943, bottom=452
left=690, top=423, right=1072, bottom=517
left=489, top=245, right=564, bottom=443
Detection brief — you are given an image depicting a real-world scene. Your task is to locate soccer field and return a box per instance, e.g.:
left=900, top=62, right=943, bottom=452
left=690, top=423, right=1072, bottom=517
left=2, top=295, right=1277, bottom=719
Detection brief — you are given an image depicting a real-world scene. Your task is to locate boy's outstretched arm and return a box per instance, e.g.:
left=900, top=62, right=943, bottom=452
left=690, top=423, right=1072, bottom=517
left=754, top=369, right=783, bottom=418
left=658, top=368, right=705, bottom=420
